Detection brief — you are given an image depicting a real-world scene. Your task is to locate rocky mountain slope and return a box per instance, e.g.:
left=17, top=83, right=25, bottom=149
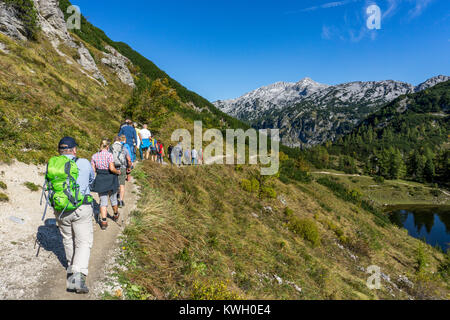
left=214, top=76, right=449, bottom=148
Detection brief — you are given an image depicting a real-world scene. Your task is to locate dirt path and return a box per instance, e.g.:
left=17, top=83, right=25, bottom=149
left=0, top=160, right=138, bottom=300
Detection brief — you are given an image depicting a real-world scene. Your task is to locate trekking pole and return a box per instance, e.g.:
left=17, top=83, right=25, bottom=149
left=40, top=183, right=50, bottom=222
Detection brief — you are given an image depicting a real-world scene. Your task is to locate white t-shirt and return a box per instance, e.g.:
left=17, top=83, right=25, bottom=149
left=140, top=129, right=151, bottom=140
left=191, top=149, right=198, bottom=159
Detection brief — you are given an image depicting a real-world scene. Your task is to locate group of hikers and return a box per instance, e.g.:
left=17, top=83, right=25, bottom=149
left=42, top=118, right=211, bottom=294
left=168, top=141, right=204, bottom=167
left=41, top=119, right=168, bottom=294
left=41, top=118, right=211, bottom=294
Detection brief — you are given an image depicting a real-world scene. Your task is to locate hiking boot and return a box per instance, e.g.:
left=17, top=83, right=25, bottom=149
left=100, top=219, right=108, bottom=230
left=113, top=211, right=120, bottom=222
left=66, top=272, right=74, bottom=290
left=67, top=272, right=89, bottom=294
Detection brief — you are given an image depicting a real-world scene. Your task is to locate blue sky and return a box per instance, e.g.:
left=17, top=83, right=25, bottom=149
left=72, top=0, right=450, bottom=101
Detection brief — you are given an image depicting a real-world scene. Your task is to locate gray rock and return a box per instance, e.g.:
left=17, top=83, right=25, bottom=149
left=0, top=2, right=28, bottom=41
left=101, top=45, right=135, bottom=87
left=9, top=216, right=25, bottom=224
left=0, top=42, right=9, bottom=54
left=77, top=46, right=107, bottom=85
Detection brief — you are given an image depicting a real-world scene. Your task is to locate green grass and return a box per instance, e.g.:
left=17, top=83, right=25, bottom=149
left=311, top=171, right=450, bottom=206
left=114, top=161, right=450, bottom=300
left=0, top=192, right=9, bottom=202
left=23, top=181, right=39, bottom=192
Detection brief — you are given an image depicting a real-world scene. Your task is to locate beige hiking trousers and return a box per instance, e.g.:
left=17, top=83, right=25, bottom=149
left=56, top=204, right=94, bottom=276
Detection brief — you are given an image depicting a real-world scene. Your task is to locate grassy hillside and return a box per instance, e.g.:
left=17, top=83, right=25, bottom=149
left=0, top=31, right=133, bottom=163
left=111, top=161, right=450, bottom=300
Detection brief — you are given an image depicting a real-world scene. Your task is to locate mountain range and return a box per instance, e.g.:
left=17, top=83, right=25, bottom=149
left=214, top=75, right=449, bottom=148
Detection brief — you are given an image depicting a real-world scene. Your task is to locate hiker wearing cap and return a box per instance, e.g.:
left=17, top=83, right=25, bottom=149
left=91, top=139, right=121, bottom=231
left=110, top=136, right=132, bottom=208
left=118, top=120, right=137, bottom=164
left=48, top=137, right=95, bottom=294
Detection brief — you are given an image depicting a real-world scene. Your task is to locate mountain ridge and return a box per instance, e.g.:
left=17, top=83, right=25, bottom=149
left=214, top=75, right=449, bottom=148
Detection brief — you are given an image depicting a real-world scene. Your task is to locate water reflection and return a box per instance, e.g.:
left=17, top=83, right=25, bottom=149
left=388, top=205, right=450, bottom=252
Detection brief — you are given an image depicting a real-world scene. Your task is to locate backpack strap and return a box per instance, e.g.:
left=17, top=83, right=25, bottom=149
left=63, top=160, right=81, bottom=208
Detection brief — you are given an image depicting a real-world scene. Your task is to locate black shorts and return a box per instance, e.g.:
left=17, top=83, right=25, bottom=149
left=150, top=149, right=157, bottom=155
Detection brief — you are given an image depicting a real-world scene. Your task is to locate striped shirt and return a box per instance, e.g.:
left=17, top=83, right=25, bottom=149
left=91, top=150, right=114, bottom=170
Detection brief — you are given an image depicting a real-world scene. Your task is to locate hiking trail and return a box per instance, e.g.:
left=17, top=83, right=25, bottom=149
left=0, top=160, right=138, bottom=300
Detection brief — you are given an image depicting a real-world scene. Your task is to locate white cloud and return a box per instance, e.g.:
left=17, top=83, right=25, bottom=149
left=408, top=0, right=434, bottom=18
left=286, top=0, right=363, bottom=14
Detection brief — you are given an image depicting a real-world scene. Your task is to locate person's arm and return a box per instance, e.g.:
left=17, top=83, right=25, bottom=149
left=88, top=161, right=95, bottom=184
left=109, top=161, right=121, bottom=175
left=133, top=129, right=137, bottom=146
left=91, top=158, right=96, bottom=174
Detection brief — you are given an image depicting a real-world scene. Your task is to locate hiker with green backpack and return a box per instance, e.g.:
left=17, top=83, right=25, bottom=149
left=41, top=137, right=95, bottom=294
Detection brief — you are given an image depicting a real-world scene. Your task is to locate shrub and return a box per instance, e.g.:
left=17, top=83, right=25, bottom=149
left=190, top=280, right=241, bottom=300
left=373, top=176, right=385, bottom=184
left=260, top=186, right=276, bottom=199
left=430, top=188, right=442, bottom=197
left=438, top=251, right=450, bottom=280
left=288, top=217, right=321, bottom=247
left=0, top=193, right=8, bottom=202
left=240, top=179, right=252, bottom=193
left=24, top=182, right=39, bottom=192
left=0, top=181, right=6, bottom=190
left=416, top=243, right=428, bottom=274
left=250, top=178, right=260, bottom=193
left=284, top=207, right=294, bottom=217
left=345, top=237, right=371, bottom=257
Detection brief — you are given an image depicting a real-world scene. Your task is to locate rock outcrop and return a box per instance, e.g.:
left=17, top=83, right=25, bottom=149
left=0, top=0, right=111, bottom=85
left=0, top=2, right=28, bottom=41
left=32, top=0, right=108, bottom=85
left=101, top=45, right=135, bottom=87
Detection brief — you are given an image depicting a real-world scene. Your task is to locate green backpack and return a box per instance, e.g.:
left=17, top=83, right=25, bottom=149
left=41, top=156, right=92, bottom=220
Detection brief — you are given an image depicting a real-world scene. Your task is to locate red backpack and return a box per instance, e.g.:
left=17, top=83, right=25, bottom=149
left=156, top=142, right=163, bottom=154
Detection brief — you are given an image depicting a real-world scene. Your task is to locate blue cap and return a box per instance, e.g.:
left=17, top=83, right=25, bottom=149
left=58, top=137, right=78, bottom=149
